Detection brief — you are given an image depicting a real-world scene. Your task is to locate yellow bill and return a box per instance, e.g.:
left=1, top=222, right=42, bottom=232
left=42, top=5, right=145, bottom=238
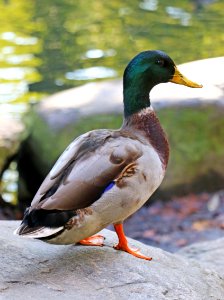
left=170, top=66, right=203, bottom=88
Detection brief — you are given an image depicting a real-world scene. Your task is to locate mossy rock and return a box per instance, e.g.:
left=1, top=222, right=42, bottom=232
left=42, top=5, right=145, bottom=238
left=158, top=105, right=224, bottom=196
left=0, top=116, right=27, bottom=174
left=18, top=103, right=224, bottom=204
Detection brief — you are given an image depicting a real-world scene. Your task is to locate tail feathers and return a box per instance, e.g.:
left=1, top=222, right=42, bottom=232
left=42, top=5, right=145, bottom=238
left=14, top=223, right=64, bottom=239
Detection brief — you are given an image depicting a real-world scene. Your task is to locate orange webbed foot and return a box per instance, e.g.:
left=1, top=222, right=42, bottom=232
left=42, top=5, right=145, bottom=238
left=114, top=243, right=152, bottom=260
left=113, top=223, right=152, bottom=261
left=78, top=235, right=105, bottom=246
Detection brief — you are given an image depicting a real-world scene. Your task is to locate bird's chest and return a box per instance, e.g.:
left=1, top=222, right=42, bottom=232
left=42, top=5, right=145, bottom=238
left=136, top=145, right=165, bottom=199
left=111, top=145, right=165, bottom=220
left=126, top=108, right=170, bottom=169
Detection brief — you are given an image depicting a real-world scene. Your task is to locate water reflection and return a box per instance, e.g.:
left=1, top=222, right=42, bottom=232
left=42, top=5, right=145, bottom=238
left=1, top=32, right=38, bottom=45
left=0, top=67, right=33, bottom=80
left=5, top=54, right=33, bottom=65
left=139, top=0, right=158, bottom=11
left=84, top=49, right=116, bottom=59
left=65, top=66, right=117, bottom=81
left=0, top=82, right=27, bottom=103
left=0, top=66, right=37, bottom=103
left=1, top=162, right=18, bottom=205
left=0, top=103, right=28, bottom=116
left=166, top=7, right=191, bottom=26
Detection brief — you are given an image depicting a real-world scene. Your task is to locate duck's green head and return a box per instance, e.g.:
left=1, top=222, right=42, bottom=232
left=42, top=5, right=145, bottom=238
left=123, top=50, right=202, bottom=117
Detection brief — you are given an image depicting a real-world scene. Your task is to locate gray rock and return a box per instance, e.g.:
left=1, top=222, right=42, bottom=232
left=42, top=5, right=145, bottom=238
left=0, top=113, right=27, bottom=173
left=0, top=221, right=223, bottom=300
left=177, top=238, right=224, bottom=278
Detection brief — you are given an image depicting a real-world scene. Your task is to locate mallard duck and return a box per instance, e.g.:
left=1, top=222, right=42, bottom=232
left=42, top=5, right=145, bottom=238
left=14, top=50, right=202, bottom=260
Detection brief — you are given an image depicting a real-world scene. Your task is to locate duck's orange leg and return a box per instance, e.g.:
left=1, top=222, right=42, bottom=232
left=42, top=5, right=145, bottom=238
left=78, top=235, right=105, bottom=246
left=113, top=223, right=152, bottom=261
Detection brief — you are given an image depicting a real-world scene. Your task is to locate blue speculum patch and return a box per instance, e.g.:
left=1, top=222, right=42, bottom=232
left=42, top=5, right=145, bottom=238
left=103, top=182, right=115, bottom=193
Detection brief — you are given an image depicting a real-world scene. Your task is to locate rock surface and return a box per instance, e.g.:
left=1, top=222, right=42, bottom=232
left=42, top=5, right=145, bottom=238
left=177, top=238, right=224, bottom=278
left=0, top=108, right=27, bottom=174
left=0, top=221, right=224, bottom=300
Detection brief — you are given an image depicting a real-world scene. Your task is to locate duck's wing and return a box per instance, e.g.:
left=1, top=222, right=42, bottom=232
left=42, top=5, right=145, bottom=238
left=16, top=129, right=143, bottom=234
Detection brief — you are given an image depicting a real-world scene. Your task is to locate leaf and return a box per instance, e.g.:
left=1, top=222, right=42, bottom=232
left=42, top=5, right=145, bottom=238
left=192, top=220, right=212, bottom=231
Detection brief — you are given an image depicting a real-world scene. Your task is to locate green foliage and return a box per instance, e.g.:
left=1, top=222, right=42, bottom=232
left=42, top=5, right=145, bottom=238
left=157, top=106, right=224, bottom=188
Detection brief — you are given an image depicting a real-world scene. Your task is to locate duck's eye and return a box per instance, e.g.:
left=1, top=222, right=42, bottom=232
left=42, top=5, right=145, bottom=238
left=156, top=59, right=165, bottom=67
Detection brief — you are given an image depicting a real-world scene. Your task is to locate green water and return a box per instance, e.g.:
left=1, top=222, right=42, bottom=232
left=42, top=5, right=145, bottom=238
left=0, top=0, right=224, bottom=108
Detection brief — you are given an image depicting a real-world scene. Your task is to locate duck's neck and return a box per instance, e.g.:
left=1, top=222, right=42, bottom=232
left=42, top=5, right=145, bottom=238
left=122, top=107, right=170, bottom=169
left=123, top=85, right=152, bottom=118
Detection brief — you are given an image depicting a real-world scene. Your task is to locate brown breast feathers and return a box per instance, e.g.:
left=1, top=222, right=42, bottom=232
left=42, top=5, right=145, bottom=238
left=122, top=108, right=169, bottom=169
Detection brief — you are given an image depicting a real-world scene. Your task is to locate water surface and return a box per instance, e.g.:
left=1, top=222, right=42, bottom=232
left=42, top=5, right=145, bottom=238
left=0, top=0, right=223, bottom=108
